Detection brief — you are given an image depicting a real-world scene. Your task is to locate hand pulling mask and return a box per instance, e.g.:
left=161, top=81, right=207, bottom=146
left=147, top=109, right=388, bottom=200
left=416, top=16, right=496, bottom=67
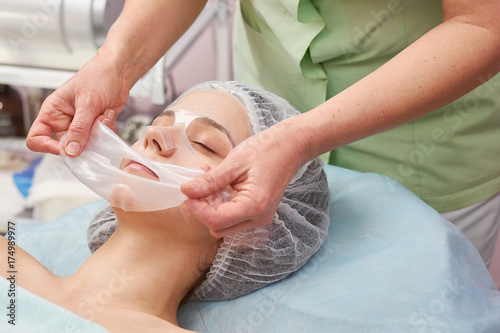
left=60, top=110, right=230, bottom=211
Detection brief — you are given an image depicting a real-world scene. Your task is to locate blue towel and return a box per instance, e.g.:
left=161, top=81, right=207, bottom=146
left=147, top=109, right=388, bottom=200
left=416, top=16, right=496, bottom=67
left=2, top=165, right=500, bottom=332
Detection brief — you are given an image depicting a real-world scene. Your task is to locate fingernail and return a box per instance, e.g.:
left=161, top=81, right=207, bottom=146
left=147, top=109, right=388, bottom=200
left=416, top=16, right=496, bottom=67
left=108, top=110, right=115, bottom=120
left=65, top=141, right=81, bottom=156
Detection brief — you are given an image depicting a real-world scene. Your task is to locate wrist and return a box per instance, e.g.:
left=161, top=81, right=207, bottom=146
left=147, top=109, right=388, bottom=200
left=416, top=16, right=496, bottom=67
left=94, top=45, right=136, bottom=91
left=271, top=117, right=316, bottom=168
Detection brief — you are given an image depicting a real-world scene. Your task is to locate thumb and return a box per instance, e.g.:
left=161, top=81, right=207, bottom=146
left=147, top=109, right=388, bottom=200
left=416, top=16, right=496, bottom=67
left=63, top=107, right=98, bottom=157
left=181, top=163, right=239, bottom=199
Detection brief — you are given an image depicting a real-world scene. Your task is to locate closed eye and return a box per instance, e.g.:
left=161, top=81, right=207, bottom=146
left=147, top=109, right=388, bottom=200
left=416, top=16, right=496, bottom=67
left=192, top=141, right=216, bottom=154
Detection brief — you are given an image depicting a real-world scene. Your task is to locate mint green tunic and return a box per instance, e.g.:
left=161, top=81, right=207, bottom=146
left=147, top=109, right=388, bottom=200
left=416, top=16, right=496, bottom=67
left=233, top=0, right=500, bottom=212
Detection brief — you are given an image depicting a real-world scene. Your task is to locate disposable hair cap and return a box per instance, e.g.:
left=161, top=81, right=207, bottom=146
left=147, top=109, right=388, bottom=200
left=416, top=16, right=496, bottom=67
left=87, top=81, right=331, bottom=301
left=60, top=110, right=229, bottom=212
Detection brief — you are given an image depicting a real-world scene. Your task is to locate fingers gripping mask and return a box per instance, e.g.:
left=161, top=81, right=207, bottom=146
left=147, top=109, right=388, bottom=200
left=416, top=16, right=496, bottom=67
left=60, top=111, right=230, bottom=212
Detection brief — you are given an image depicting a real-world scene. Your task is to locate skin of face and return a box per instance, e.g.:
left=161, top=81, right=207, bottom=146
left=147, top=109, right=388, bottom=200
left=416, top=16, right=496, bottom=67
left=114, top=89, right=252, bottom=244
left=120, top=90, right=251, bottom=180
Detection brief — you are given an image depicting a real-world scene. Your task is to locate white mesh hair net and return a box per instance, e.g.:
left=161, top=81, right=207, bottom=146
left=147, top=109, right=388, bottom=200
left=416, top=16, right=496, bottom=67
left=87, top=81, right=331, bottom=301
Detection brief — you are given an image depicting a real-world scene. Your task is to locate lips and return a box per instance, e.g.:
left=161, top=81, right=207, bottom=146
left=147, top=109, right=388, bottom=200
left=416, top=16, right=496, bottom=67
left=123, top=160, right=159, bottom=180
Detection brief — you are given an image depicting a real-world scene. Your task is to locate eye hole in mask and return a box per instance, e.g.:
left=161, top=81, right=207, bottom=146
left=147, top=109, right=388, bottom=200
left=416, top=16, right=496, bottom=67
left=141, top=109, right=234, bottom=164
left=60, top=110, right=231, bottom=212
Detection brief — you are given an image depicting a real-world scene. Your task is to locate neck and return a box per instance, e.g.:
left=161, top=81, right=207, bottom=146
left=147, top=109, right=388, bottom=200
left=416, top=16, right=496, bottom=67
left=62, top=209, right=208, bottom=325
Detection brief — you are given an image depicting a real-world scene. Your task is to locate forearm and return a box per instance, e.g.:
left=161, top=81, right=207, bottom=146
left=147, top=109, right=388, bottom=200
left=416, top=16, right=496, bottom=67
left=97, top=0, right=207, bottom=89
left=289, top=15, right=500, bottom=163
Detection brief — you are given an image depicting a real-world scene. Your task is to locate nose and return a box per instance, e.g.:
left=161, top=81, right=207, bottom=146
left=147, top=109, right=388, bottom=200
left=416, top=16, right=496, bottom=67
left=143, top=126, right=177, bottom=158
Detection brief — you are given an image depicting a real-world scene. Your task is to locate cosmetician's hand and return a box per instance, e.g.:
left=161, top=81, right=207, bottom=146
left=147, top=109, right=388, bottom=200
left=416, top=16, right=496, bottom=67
left=26, top=53, right=129, bottom=156
left=181, top=122, right=309, bottom=237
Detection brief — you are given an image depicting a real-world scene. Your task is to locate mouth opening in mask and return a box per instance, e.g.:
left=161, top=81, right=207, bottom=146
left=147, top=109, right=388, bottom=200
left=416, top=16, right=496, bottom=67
left=122, top=159, right=160, bottom=181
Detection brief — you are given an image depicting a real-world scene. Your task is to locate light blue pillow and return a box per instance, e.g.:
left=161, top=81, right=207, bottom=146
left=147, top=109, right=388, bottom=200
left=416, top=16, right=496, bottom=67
left=15, top=165, right=500, bottom=332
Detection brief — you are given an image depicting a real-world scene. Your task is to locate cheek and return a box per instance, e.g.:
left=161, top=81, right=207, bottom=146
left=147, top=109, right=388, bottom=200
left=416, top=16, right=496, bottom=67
left=200, top=154, right=224, bottom=166
left=171, top=149, right=224, bottom=169
left=131, top=142, right=144, bottom=152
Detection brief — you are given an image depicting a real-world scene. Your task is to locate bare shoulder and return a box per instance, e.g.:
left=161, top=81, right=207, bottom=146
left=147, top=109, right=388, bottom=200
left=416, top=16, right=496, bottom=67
left=0, top=233, right=58, bottom=291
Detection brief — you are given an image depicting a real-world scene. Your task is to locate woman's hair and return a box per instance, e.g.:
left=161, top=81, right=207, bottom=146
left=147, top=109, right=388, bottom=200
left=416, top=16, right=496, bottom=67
left=87, top=81, right=331, bottom=301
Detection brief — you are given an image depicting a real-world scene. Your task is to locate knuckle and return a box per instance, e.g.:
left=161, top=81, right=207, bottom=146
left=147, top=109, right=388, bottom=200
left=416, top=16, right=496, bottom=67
left=202, top=171, right=220, bottom=188
left=69, top=120, right=89, bottom=136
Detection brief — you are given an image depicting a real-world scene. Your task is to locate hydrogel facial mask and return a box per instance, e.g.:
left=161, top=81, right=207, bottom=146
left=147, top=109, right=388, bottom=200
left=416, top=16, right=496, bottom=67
left=60, top=112, right=230, bottom=212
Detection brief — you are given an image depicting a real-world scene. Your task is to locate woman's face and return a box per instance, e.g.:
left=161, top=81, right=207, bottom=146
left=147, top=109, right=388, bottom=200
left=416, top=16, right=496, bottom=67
left=114, top=89, right=251, bottom=244
left=120, top=90, right=251, bottom=180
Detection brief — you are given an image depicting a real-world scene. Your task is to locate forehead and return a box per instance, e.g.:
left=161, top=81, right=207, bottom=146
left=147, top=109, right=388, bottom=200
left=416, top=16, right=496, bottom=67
left=169, top=90, right=251, bottom=145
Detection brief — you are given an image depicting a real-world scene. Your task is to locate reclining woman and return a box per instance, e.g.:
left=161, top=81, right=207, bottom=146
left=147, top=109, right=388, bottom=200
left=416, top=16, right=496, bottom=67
left=1, top=81, right=331, bottom=332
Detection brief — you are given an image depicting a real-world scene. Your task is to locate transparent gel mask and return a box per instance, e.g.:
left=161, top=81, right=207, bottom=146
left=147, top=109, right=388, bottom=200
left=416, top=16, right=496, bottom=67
left=60, top=110, right=231, bottom=212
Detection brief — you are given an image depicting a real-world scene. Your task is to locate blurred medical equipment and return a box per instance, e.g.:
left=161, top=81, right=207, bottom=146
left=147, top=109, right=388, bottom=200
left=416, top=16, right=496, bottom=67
left=0, top=139, right=38, bottom=233
left=119, top=114, right=155, bottom=145
left=0, top=84, right=24, bottom=137
left=25, top=154, right=100, bottom=222
left=60, top=111, right=230, bottom=212
left=0, top=0, right=231, bottom=132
